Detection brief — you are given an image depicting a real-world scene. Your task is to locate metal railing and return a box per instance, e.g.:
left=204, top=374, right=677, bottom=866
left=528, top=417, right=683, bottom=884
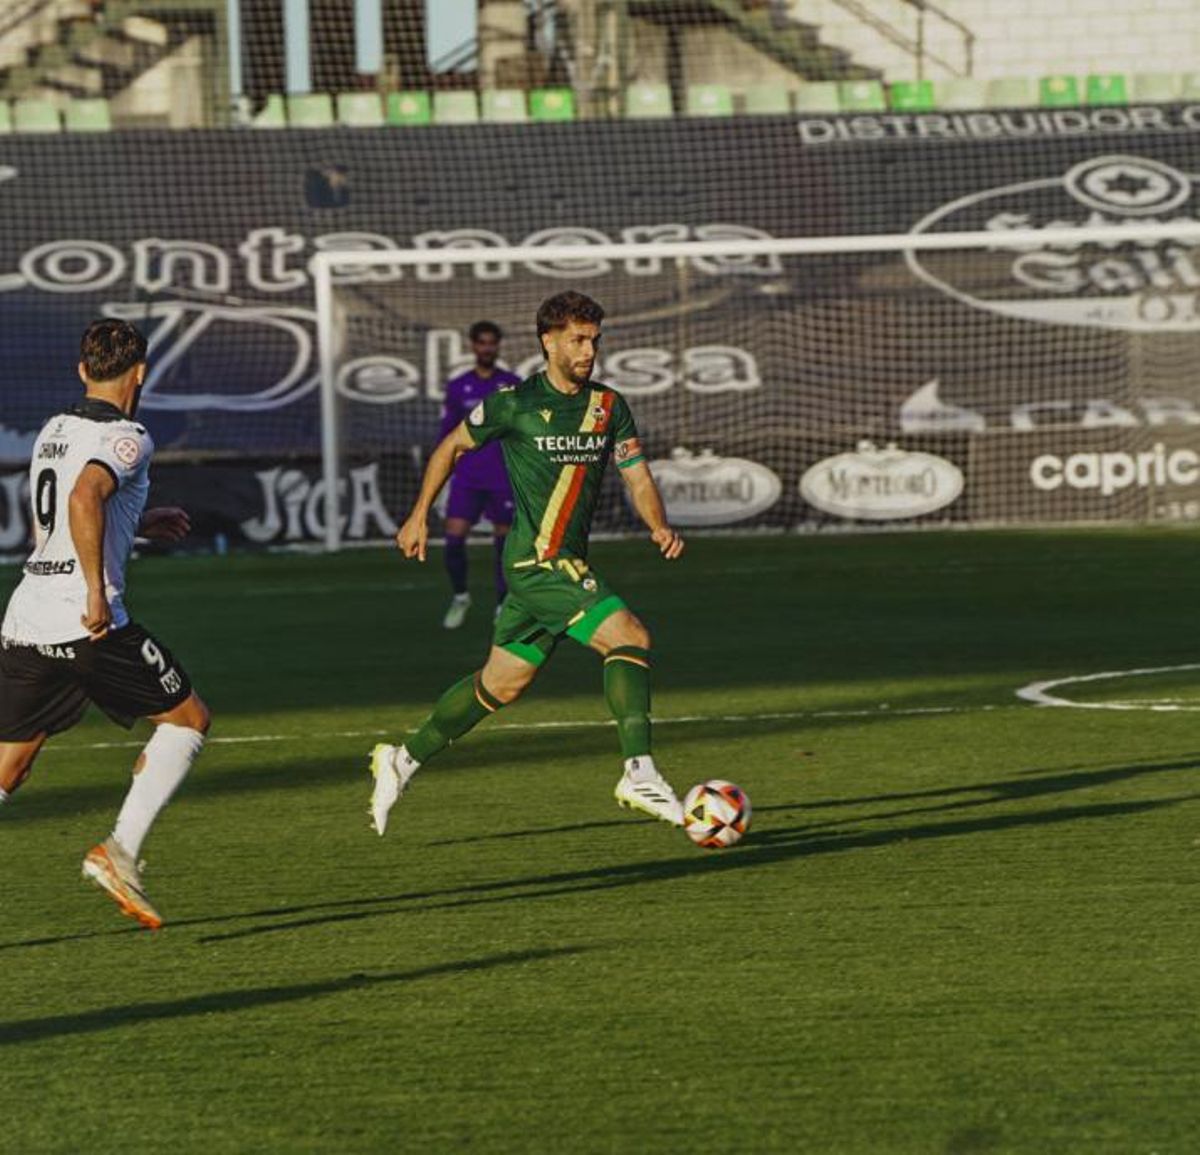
left=429, top=0, right=565, bottom=78
left=829, top=0, right=975, bottom=78
left=0, top=0, right=60, bottom=43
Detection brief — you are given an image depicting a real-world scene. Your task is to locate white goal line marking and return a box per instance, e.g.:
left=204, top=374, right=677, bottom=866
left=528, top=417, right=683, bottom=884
left=48, top=703, right=1007, bottom=753
left=1016, top=663, right=1200, bottom=711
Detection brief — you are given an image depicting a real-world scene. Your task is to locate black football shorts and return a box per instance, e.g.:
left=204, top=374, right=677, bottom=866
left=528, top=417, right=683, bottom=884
left=0, top=622, right=193, bottom=742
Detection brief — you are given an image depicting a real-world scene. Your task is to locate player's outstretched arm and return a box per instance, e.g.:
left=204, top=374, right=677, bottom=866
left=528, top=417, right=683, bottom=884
left=396, top=423, right=477, bottom=562
left=69, top=463, right=117, bottom=638
left=619, top=460, right=684, bottom=560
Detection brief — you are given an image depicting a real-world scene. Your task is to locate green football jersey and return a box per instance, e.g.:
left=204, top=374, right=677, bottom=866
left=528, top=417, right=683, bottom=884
left=464, top=371, right=645, bottom=563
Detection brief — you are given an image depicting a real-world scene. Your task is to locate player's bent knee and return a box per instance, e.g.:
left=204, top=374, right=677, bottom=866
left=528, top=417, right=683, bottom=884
left=486, top=681, right=520, bottom=707
left=479, top=670, right=530, bottom=707
left=0, top=734, right=45, bottom=794
left=586, top=609, right=650, bottom=655
left=183, top=695, right=211, bottom=734
left=159, top=692, right=211, bottom=734
left=482, top=645, right=543, bottom=707
left=611, top=616, right=651, bottom=652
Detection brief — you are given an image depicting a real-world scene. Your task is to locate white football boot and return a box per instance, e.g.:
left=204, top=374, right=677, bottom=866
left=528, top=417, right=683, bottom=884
left=369, top=743, right=417, bottom=835
left=81, top=836, right=163, bottom=929
left=614, top=757, right=684, bottom=826
left=442, top=593, right=471, bottom=630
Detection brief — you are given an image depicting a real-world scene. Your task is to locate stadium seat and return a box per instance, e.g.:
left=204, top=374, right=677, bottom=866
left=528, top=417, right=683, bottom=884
left=13, top=99, right=61, bottom=133
left=1086, top=74, right=1127, bottom=105
left=64, top=97, right=112, bottom=132
left=624, top=83, right=673, bottom=118
left=1131, top=72, right=1182, bottom=102
left=937, top=77, right=989, bottom=109
left=2, top=64, right=37, bottom=98
left=288, top=93, right=334, bottom=128
left=0, top=102, right=11, bottom=134
left=985, top=76, right=1036, bottom=107
left=1178, top=72, right=1200, bottom=100
left=433, top=91, right=479, bottom=124
left=889, top=80, right=935, bottom=111
left=482, top=89, right=527, bottom=122
left=336, top=92, right=384, bottom=127
left=792, top=83, right=839, bottom=113
left=686, top=84, right=733, bottom=117
left=838, top=80, right=886, bottom=111
left=1039, top=75, right=1080, bottom=107
left=253, top=94, right=286, bottom=128
left=386, top=91, right=431, bottom=126
left=743, top=85, right=792, bottom=114
left=529, top=87, right=575, bottom=121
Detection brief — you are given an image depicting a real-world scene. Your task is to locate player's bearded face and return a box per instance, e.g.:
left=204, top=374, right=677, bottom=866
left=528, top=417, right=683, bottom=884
left=547, top=321, right=601, bottom=386
left=472, top=333, right=500, bottom=369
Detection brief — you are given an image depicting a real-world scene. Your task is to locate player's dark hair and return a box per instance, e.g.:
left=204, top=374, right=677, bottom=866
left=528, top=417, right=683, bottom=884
left=536, top=291, right=605, bottom=341
left=80, top=319, right=148, bottom=382
left=469, top=320, right=502, bottom=342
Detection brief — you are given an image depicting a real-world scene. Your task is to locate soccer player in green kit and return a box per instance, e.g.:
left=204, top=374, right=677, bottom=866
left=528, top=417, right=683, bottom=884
left=369, top=290, right=686, bottom=833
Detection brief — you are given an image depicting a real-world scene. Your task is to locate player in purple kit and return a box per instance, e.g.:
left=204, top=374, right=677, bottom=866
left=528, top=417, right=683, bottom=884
left=438, top=321, right=521, bottom=629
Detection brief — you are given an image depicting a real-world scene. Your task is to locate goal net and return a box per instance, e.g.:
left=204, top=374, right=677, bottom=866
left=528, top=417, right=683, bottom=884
left=314, top=222, right=1200, bottom=550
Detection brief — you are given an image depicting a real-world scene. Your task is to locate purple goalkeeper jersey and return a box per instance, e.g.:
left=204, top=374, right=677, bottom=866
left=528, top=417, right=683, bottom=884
left=440, top=367, right=521, bottom=488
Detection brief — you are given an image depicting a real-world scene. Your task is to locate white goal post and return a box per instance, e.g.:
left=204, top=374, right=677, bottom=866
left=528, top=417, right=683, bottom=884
left=314, top=222, right=1200, bottom=551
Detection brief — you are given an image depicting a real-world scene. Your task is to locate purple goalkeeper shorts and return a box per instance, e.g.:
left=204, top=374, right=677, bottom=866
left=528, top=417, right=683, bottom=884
left=445, top=479, right=515, bottom=527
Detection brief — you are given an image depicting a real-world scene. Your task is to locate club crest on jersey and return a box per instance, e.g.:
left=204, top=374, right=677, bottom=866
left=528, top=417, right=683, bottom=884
left=113, top=436, right=140, bottom=466
left=590, top=404, right=607, bottom=425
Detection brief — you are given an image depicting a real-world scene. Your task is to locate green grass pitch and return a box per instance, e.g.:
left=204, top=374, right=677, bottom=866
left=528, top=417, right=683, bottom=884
left=1, top=530, right=1197, bottom=1153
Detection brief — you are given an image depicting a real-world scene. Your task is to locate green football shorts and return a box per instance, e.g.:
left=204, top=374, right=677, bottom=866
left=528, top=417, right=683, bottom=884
left=493, top=555, right=627, bottom=667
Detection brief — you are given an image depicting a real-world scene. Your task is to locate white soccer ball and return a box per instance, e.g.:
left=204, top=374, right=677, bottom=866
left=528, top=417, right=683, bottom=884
left=682, top=779, right=751, bottom=849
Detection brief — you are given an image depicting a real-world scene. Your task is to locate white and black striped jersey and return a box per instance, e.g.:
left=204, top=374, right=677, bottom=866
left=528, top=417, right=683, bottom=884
left=2, top=398, right=152, bottom=645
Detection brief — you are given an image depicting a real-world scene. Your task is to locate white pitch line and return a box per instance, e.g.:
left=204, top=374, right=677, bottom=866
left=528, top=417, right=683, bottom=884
left=62, top=734, right=299, bottom=750
left=47, top=703, right=1007, bottom=752
left=1106, top=698, right=1194, bottom=706
left=1016, top=663, right=1200, bottom=711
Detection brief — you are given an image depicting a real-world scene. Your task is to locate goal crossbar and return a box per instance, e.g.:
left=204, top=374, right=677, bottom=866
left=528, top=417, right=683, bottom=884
left=314, top=223, right=1200, bottom=549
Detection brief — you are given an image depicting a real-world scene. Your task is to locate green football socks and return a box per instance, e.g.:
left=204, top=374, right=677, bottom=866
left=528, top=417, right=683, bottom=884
left=604, top=646, right=652, bottom=759
left=406, top=647, right=652, bottom=766
left=407, top=672, right=503, bottom=765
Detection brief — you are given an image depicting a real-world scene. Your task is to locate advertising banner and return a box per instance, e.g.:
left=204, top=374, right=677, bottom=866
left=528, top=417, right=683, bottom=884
left=2, top=112, right=1200, bottom=543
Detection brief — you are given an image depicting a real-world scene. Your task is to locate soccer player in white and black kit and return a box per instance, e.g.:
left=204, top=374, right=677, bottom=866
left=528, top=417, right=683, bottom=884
left=0, top=320, right=210, bottom=929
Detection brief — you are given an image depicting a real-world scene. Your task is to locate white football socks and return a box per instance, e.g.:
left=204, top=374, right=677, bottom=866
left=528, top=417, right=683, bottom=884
left=113, top=723, right=205, bottom=860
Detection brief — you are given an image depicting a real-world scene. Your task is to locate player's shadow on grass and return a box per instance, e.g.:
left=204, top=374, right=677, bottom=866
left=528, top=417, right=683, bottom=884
left=1, top=789, right=1190, bottom=955
left=0, top=945, right=590, bottom=1045
left=190, top=789, right=1195, bottom=946
left=6, top=715, right=814, bottom=824
left=4, top=758, right=1195, bottom=954
left=429, top=754, right=1200, bottom=847
left=787, top=754, right=1200, bottom=821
